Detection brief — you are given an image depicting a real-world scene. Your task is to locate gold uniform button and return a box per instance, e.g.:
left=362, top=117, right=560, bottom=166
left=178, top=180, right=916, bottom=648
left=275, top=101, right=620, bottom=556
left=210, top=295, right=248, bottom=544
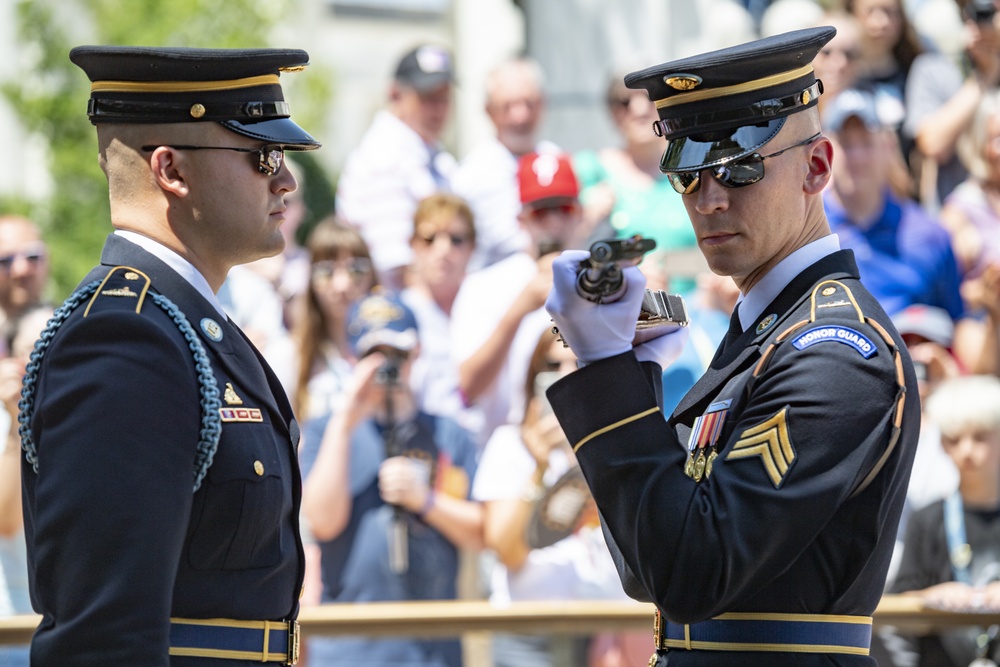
left=253, top=460, right=264, bottom=476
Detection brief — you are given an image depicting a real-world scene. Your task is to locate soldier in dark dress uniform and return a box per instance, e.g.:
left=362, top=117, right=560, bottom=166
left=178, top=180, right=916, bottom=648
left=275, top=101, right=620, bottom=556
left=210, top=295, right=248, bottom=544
left=19, top=46, right=320, bottom=665
left=544, top=27, right=920, bottom=666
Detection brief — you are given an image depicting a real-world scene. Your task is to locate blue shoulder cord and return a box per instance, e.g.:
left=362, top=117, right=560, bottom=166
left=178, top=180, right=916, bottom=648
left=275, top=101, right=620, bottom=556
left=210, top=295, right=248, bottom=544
left=945, top=491, right=1000, bottom=661
left=18, top=280, right=223, bottom=492
left=945, top=491, right=973, bottom=585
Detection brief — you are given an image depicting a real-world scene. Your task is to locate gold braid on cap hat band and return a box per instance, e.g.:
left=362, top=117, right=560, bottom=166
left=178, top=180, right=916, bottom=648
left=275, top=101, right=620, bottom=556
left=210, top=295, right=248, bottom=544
left=90, top=74, right=280, bottom=94
left=655, top=64, right=813, bottom=109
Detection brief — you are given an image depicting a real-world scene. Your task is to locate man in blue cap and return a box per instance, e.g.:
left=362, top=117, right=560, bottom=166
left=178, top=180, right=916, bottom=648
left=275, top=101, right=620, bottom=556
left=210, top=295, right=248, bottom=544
left=544, top=28, right=920, bottom=664
left=299, top=291, right=481, bottom=667
left=19, top=46, right=319, bottom=665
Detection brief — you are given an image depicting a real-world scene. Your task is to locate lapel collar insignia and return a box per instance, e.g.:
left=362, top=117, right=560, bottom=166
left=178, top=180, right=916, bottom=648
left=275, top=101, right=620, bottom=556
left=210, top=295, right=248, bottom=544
left=223, top=382, right=244, bottom=406
left=201, top=317, right=224, bottom=342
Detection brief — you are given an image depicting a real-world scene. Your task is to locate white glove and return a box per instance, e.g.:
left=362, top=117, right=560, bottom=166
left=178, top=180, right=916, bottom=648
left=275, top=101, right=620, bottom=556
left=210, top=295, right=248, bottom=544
left=545, top=250, right=647, bottom=364
left=634, top=327, right=688, bottom=368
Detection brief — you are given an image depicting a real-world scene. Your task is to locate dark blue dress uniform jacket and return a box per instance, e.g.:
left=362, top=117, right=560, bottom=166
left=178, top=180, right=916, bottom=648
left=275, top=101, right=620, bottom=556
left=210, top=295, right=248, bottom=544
left=21, top=234, right=304, bottom=666
left=548, top=250, right=920, bottom=666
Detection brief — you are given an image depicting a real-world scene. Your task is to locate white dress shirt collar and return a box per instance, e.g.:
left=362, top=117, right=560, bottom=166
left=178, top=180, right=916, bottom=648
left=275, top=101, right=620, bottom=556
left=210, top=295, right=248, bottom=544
left=737, top=234, right=841, bottom=333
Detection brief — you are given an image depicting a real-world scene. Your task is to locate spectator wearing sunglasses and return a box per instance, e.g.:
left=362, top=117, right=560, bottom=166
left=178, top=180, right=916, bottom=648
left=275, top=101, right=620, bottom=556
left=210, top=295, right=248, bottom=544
left=0, top=216, right=49, bottom=357
left=823, top=87, right=964, bottom=321
left=450, top=152, right=584, bottom=450
left=544, top=28, right=919, bottom=665
left=20, top=47, right=320, bottom=665
left=401, top=194, right=475, bottom=424
left=291, top=219, right=378, bottom=421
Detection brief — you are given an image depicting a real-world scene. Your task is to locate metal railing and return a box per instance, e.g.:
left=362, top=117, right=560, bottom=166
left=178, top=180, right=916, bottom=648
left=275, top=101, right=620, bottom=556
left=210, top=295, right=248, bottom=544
left=0, top=595, right=996, bottom=645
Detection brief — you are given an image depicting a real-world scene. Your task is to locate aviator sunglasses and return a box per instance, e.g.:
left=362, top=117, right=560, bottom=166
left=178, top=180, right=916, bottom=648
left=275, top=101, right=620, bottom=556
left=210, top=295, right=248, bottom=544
left=141, top=144, right=285, bottom=176
left=665, top=132, right=822, bottom=195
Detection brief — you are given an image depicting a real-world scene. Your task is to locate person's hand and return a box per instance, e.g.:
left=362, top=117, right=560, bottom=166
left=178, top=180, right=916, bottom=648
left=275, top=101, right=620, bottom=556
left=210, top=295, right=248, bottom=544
left=977, top=262, right=1000, bottom=320
left=909, top=341, right=961, bottom=385
left=919, top=581, right=977, bottom=610
left=339, top=352, right=388, bottom=425
left=378, top=455, right=431, bottom=513
left=521, top=396, right=572, bottom=468
left=546, top=250, right=646, bottom=364
left=0, top=358, right=25, bottom=420
left=979, top=581, right=1000, bottom=609
left=515, top=254, right=558, bottom=316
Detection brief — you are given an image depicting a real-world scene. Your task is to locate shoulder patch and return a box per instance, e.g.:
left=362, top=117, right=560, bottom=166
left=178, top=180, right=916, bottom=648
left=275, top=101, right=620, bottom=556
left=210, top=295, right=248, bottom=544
left=791, top=325, right=877, bottom=359
left=83, top=266, right=152, bottom=317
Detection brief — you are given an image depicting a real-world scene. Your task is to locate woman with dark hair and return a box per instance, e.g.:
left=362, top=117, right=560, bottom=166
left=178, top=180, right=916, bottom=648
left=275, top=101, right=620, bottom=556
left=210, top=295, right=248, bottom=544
left=291, top=218, right=377, bottom=420
left=847, top=0, right=924, bottom=129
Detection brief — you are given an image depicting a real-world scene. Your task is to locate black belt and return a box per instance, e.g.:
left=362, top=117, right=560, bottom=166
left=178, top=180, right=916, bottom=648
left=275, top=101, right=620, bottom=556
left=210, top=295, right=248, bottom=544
left=169, top=617, right=299, bottom=664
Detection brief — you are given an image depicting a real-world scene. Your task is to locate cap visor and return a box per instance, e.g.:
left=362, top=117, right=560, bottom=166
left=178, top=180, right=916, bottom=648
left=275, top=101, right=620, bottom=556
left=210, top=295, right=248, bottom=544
left=221, top=118, right=320, bottom=149
left=660, top=118, right=784, bottom=172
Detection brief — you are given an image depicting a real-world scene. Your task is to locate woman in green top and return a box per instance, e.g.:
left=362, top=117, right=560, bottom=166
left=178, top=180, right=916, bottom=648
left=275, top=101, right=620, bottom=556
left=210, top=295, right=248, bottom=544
left=574, top=70, right=698, bottom=292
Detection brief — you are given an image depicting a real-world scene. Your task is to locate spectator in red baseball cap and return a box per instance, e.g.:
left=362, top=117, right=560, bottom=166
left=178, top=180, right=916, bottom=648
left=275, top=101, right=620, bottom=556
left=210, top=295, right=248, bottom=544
left=449, top=152, right=585, bottom=450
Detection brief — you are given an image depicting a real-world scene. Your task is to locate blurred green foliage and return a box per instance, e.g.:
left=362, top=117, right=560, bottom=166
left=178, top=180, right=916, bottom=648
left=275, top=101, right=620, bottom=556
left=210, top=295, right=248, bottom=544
left=0, top=0, right=335, bottom=299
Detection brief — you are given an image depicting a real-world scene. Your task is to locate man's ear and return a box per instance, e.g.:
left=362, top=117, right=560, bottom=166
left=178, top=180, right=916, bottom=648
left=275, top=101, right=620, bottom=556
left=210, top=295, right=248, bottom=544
left=803, top=136, right=833, bottom=195
left=147, top=146, right=190, bottom=198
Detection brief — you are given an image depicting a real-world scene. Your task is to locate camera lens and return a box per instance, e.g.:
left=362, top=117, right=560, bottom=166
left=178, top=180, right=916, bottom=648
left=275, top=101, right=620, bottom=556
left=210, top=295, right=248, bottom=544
left=373, top=350, right=408, bottom=385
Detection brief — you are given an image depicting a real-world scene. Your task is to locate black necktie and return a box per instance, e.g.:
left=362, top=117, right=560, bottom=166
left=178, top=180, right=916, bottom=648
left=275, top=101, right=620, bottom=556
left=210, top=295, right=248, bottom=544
left=723, top=304, right=743, bottom=349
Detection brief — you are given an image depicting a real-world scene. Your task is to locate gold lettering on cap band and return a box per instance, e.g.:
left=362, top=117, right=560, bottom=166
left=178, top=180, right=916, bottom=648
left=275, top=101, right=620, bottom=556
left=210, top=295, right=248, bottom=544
left=90, top=73, right=280, bottom=94
left=655, top=64, right=814, bottom=109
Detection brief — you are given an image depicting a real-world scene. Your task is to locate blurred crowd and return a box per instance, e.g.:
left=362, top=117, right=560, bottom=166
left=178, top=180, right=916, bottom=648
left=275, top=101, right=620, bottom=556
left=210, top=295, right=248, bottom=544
left=4, top=0, right=1000, bottom=665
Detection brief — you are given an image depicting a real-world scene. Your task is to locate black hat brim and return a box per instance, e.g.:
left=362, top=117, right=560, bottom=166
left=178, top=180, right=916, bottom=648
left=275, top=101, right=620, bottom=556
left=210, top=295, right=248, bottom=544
left=660, top=118, right=785, bottom=172
left=221, top=118, right=320, bottom=150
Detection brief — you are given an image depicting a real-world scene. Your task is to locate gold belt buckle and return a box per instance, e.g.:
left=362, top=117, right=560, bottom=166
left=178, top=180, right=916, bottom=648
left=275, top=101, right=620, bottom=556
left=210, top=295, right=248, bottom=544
left=286, top=620, right=300, bottom=665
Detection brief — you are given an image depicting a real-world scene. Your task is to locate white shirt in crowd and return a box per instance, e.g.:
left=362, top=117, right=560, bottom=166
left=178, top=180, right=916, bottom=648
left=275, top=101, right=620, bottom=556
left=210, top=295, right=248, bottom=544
left=336, top=110, right=457, bottom=276
left=450, top=252, right=552, bottom=450
left=401, top=287, right=464, bottom=422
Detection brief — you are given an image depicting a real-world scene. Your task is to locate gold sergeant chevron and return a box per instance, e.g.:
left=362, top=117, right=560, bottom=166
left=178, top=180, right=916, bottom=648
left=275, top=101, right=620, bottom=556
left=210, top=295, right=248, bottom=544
left=726, top=408, right=796, bottom=488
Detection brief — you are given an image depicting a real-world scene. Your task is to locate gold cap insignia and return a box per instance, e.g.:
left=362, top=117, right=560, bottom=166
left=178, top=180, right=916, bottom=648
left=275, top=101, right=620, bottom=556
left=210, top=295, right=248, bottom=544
left=124, top=271, right=139, bottom=281
left=664, top=74, right=702, bottom=91
left=224, top=382, right=244, bottom=406
left=189, top=103, right=206, bottom=119
left=821, top=286, right=836, bottom=297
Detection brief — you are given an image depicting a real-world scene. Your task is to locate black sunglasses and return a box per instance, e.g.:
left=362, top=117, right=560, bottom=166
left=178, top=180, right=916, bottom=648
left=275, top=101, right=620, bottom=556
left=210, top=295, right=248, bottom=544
left=665, top=132, right=823, bottom=195
left=415, top=230, right=471, bottom=247
left=141, top=144, right=285, bottom=176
